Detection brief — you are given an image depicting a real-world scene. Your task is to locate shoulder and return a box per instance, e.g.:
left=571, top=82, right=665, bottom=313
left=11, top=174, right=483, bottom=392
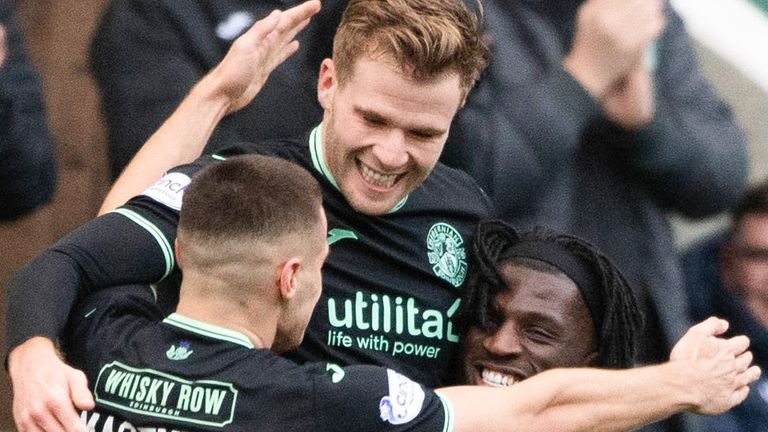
left=65, top=285, right=162, bottom=365
left=306, top=364, right=448, bottom=431
left=210, top=138, right=315, bottom=172
left=415, top=162, right=495, bottom=215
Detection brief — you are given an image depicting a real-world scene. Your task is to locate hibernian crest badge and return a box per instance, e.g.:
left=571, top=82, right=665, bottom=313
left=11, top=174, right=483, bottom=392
left=166, top=341, right=194, bottom=361
left=427, top=223, right=467, bottom=287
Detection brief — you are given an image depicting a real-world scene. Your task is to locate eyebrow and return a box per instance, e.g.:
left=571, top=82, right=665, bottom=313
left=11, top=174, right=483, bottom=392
left=493, top=300, right=566, bottom=330
left=354, top=107, right=446, bottom=138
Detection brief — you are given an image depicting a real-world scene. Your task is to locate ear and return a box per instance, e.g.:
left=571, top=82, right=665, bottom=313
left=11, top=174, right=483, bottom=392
left=278, top=257, right=302, bottom=301
left=317, top=58, right=336, bottom=110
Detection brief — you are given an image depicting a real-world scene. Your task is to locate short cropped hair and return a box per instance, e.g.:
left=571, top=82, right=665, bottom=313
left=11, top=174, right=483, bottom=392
left=178, top=155, right=322, bottom=247
left=460, top=221, right=644, bottom=369
left=332, top=0, right=489, bottom=97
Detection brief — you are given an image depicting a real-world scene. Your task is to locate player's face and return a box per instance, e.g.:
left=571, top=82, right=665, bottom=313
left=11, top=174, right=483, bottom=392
left=460, top=262, right=597, bottom=387
left=721, top=213, right=768, bottom=326
left=317, top=55, right=463, bottom=215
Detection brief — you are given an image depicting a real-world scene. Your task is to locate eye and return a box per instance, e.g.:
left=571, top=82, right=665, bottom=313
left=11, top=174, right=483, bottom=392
left=362, top=114, right=386, bottom=127
left=524, top=327, right=555, bottom=343
left=409, top=130, right=437, bottom=140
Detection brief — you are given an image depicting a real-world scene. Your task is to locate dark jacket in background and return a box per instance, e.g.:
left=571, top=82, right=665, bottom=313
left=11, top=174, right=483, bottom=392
left=443, top=0, right=746, bottom=376
left=682, top=235, right=768, bottom=432
left=90, top=0, right=340, bottom=179
left=440, top=3, right=748, bottom=430
left=0, top=0, right=56, bottom=220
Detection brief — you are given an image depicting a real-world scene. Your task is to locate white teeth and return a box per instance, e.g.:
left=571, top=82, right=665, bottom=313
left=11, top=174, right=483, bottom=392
left=481, top=369, right=517, bottom=387
left=359, top=162, right=398, bottom=188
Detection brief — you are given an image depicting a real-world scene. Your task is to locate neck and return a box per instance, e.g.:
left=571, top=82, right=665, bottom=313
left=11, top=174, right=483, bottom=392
left=176, top=280, right=278, bottom=349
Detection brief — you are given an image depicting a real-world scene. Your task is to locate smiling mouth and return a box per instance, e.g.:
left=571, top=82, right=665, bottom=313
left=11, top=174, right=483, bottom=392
left=358, top=160, right=400, bottom=189
left=480, top=368, right=518, bottom=387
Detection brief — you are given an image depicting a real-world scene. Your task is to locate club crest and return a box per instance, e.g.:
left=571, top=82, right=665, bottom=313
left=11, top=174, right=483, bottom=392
left=427, top=223, right=467, bottom=288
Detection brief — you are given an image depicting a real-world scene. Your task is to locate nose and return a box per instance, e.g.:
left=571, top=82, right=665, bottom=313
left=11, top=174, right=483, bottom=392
left=371, top=129, right=409, bottom=169
left=483, top=323, right=523, bottom=357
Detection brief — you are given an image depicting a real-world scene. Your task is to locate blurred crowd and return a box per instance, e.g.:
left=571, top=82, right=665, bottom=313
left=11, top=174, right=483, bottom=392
left=1, top=0, right=766, bottom=431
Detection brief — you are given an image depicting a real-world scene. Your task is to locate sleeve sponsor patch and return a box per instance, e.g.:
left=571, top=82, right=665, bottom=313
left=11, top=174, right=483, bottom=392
left=379, top=369, right=426, bottom=425
left=142, top=173, right=191, bottom=211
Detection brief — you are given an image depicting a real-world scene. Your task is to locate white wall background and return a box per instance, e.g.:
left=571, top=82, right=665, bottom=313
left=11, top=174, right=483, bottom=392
left=671, top=0, right=768, bottom=248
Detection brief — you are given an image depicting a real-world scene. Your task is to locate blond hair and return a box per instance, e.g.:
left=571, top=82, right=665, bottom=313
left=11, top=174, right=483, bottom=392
left=332, top=0, right=489, bottom=97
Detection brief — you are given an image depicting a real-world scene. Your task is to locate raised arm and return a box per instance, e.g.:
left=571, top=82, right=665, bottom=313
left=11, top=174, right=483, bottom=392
left=98, top=0, right=320, bottom=214
left=438, top=317, right=761, bottom=432
left=7, top=4, right=320, bottom=431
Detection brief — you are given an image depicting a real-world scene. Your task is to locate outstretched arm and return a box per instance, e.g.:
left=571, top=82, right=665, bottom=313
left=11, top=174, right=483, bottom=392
left=7, top=4, right=320, bottom=431
left=438, top=317, right=760, bottom=432
left=99, top=0, right=321, bottom=214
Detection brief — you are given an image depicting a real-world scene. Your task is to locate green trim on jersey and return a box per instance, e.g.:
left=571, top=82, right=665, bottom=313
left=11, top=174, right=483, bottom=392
left=308, top=124, right=410, bottom=213
left=309, top=124, right=339, bottom=189
left=111, top=208, right=175, bottom=280
left=211, top=154, right=227, bottom=161
left=164, top=313, right=255, bottom=349
left=388, top=196, right=409, bottom=213
left=436, top=393, right=455, bottom=432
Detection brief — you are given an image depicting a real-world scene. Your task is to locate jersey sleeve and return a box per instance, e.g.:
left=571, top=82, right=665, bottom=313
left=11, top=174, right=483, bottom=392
left=64, top=284, right=163, bottom=369
left=312, top=364, right=452, bottom=432
left=4, top=154, right=222, bottom=357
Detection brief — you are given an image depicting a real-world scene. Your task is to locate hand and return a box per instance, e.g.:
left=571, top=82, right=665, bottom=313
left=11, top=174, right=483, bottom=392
left=9, top=337, right=94, bottom=432
left=207, top=0, right=321, bottom=114
left=601, top=61, right=656, bottom=130
left=670, top=317, right=762, bottom=415
left=563, top=0, right=665, bottom=99
left=0, top=25, right=7, bottom=68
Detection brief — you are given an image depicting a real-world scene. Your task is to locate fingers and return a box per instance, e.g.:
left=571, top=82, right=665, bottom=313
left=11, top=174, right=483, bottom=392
left=239, top=0, right=319, bottom=68
left=69, top=369, right=96, bottom=410
left=273, top=40, right=302, bottom=68
left=274, top=1, right=321, bottom=40
left=14, top=370, right=89, bottom=432
left=279, top=0, right=322, bottom=30
left=18, top=394, right=69, bottom=432
left=247, top=0, right=319, bottom=46
left=692, top=316, right=730, bottom=337
left=243, top=9, right=282, bottom=43
left=730, top=385, right=750, bottom=407
left=725, top=335, right=751, bottom=357
left=9, top=338, right=88, bottom=432
left=50, top=400, right=86, bottom=432
left=743, top=365, right=762, bottom=386
left=14, top=373, right=87, bottom=432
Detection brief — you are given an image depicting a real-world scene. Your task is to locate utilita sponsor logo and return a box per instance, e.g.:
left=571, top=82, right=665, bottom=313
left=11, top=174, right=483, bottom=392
left=328, top=291, right=460, bottom=341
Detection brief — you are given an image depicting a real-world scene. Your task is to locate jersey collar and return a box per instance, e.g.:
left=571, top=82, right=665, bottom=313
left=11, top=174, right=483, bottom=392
left=163, top=313, right=255, bottom=349
left=308, top=123, right=409, bottom=214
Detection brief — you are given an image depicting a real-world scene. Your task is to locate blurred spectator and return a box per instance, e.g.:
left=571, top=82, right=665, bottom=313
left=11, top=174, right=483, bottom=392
left=90, top=0, right=343, bottom=179
left=682, top=181, right=768, bottom=432
left=0, top=0, right=56, bottom=220
left=440, top=2, right=748, bottom=430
